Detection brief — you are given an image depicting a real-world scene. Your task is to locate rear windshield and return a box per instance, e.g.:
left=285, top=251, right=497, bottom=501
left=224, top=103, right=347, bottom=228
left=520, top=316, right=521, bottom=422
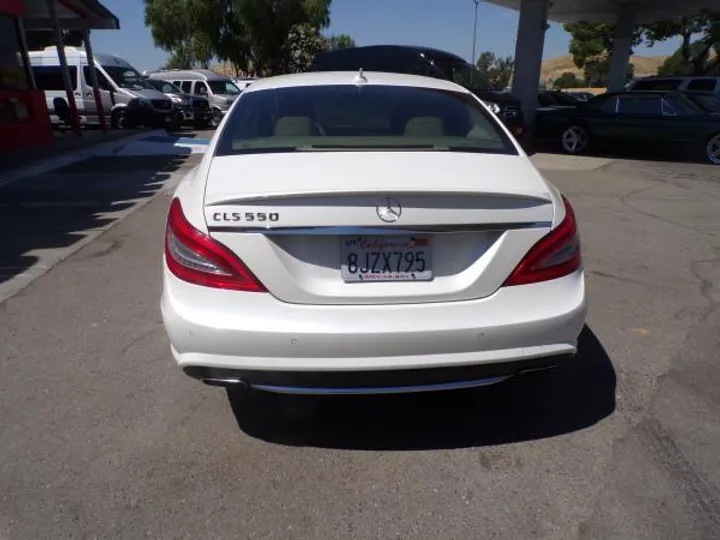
left=102, top=65, right=154, bottom=91
left=631, top=79, right=682, bottom=91
left=215, top=84, right=516, bottom=156
left=149, top=79, right=183, bottom=94
left=433, top=60, right=493, bottom=91
left=684, top=92, right=720, bottom=112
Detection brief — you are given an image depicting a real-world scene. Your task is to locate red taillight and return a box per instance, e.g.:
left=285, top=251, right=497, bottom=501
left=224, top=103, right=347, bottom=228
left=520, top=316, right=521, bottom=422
left=164, top=198, right=266, bottom=292
left=504, top=195, right=581, bottom=286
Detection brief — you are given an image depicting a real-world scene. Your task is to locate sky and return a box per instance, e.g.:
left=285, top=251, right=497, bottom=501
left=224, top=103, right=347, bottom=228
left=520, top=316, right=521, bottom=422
left=91, top=0, right=684, bottom=73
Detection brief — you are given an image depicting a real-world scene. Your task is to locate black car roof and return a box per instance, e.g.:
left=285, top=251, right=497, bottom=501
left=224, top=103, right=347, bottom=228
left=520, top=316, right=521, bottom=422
left=316, top=45, right=468, bottom=64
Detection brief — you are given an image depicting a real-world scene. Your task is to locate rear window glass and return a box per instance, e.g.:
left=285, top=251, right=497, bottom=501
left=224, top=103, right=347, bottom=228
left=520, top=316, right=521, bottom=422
left=149, top=79, right=182, bottom=94
left=631, top=79, right=681, bottom=91
left=618, top=95, right=663, bottom=115
left=215, top=84, right=516, bottom=156
left=32, top=65, right=77, bottom=90
left=684, top=92, right=720, bottom=112
left=687, top=79, right=717, bottom=91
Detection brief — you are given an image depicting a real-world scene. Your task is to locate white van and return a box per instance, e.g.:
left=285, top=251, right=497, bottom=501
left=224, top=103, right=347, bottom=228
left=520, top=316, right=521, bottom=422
left=148, top=69, right=241, bottom=127
left=29, top=46, right=174, bottom=129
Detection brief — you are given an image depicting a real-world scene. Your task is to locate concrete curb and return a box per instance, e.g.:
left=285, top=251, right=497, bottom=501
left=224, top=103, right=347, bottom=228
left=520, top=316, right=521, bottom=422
left=0, top=130, right=167, bottom=189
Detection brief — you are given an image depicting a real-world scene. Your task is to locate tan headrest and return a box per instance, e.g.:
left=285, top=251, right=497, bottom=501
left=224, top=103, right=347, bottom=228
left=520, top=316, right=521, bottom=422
left=274, top=116, right=313, bottom=137
left=404, top=116, right=444, bottom=137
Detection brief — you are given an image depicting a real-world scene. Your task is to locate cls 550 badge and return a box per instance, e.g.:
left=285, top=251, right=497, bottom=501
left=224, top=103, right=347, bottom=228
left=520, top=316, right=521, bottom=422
left=212, top=212, right=280, bottom=222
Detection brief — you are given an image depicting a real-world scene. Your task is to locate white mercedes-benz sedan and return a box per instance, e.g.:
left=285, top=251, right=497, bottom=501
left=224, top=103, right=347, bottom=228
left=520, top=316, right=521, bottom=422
left=161, top=70, right=587, bottom=395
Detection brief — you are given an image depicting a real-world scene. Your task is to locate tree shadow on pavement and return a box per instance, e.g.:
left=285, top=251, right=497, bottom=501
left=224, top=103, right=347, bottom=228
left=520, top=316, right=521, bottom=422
left=228, top=325, right=617, bottom=450
left=0, top=154, right=196, bottom=289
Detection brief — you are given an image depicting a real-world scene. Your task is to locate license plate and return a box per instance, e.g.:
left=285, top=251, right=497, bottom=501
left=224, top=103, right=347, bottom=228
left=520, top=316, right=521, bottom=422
left=340, top=236, right=432, bottom=282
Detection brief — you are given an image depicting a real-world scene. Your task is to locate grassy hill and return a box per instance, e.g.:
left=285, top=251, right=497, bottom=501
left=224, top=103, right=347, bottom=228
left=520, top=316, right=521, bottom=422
left=540, top=54, right=669, bottom=84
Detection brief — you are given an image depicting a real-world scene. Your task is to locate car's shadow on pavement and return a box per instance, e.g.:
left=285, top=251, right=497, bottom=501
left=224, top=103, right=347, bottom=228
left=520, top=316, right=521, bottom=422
left=228, top=325, right=616, bottom=450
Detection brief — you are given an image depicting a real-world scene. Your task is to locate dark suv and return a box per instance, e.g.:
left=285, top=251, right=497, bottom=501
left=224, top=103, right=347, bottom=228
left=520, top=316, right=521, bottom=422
left=310, top=45, right=525, bottom=137
left=146, top=79, right=213, bottom=129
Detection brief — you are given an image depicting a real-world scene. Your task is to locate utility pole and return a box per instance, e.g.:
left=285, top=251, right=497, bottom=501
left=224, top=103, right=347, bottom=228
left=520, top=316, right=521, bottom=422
left=472, top=0, right=481, bottom=65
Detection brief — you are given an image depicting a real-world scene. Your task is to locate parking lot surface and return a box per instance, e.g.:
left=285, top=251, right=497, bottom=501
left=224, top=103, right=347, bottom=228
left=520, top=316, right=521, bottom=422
left=1, top=152, right=719, bottom=539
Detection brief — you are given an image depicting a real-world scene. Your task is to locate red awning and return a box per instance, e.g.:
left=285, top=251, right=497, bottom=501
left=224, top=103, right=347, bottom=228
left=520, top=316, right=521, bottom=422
left=22, top=0, right=119, bottom=30
left=0, top=0, right=26, bottom=17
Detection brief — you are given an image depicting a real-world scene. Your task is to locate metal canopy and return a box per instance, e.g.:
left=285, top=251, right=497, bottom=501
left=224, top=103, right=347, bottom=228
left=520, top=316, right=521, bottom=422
left=489, top=0, right=719, bottom=23
left=22, top=0, right=119, bottom=30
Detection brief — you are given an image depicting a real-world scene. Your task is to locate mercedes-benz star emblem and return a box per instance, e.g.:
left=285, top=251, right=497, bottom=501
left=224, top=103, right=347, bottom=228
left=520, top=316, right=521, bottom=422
left=376, top=197, right=402, bottom=223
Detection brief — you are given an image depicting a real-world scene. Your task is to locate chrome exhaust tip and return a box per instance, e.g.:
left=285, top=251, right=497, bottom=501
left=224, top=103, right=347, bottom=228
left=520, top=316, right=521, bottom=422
left=201, top=377, right=249, bottom=390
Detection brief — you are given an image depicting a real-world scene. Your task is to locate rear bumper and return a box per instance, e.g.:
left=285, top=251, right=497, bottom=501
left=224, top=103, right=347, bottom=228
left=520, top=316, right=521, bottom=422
left=126, top=108, right=175, bottom=127
left=183, top=354, right=573, bottom=394
left=161, top=267, right=587, bottom=393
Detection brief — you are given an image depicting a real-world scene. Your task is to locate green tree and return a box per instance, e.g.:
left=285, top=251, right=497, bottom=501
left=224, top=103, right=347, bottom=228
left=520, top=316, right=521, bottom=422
left=582, top=57, right=635, bottom=87
left=144, top=0, right=332, bottom=75
left=285, top=23, right=326, bottom=72
left=643, top=11, right=720, bottom=75
left=217, top=0, right=332, bottom=75
left=475, top=51, right=496, bottom=75
left=657, top=41, right=711, bottom=76
left=475, top=51, right=514, bottom=88
left=564, top=21, right=643, bottom=86
left=490, top=56, right=515, bottom=89
left=323, top=34, right=355, bottom=51
left=553, top=72, right=585, bottom=89
left=144, top=0, right=212, bottom=68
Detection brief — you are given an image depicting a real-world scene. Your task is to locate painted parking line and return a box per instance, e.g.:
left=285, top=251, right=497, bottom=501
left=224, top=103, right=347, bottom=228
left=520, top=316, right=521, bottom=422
left=142, top=135, right=211, bottom=145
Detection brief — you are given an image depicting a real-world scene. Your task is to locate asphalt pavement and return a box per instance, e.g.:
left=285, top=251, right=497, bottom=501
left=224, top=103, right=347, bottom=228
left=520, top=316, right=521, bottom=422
left=1, top=150, right=719, bottom=539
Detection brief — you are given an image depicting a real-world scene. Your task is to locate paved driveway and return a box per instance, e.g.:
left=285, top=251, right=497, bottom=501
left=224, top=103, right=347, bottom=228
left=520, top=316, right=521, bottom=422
left=0, top=154, right=719, bottom=539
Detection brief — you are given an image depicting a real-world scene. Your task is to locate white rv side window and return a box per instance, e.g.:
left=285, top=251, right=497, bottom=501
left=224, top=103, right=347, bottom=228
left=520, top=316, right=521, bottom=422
left=32, top=65, right=78, bottom=91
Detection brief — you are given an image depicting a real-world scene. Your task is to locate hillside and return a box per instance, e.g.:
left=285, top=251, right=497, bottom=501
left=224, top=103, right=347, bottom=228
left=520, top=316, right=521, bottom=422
left=540, top=54, right=668, bottom=83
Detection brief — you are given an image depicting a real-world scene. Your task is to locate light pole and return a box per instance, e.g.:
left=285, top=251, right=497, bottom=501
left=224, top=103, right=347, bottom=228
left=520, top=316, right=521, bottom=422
left=471, top=0, right=480, bottom=66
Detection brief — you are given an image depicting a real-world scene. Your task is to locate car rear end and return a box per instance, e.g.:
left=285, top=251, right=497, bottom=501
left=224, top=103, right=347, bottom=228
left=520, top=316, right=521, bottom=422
left=496, top=98, right=525, bottom=138
left=124, top=96, right=176, bottom=128
left=161, top=74, right=587, bottom=394
left=190, top=96, right=212, bottom=126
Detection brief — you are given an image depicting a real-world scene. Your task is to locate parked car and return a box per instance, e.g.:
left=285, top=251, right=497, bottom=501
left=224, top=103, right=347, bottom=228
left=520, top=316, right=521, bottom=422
left=146, top=78, right=213, bottom=128
left=628, top=76, right=720, bottom=95
left=309, top=45, right=526, bottom=138
left=538, top=90, right=580, bottom=109
left=564, top=91, right=595, bottom=102
left=29, top=46, right=175, bottom=130
left=147, top=69, right=241, bottom=127
left=121, top=96, right=181, bottom=130
left=535, top=90, right=720, bottom=164
left=161, top=70, right=587, bottom=396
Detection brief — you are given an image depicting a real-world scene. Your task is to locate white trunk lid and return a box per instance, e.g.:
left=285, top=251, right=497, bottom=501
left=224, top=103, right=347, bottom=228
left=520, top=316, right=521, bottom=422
left=204, top=152, right=555, bottom=305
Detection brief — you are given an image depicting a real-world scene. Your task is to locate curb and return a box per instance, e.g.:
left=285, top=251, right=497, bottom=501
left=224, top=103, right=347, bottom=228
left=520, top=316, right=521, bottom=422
left=0, top=130, right=167, bottom=189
